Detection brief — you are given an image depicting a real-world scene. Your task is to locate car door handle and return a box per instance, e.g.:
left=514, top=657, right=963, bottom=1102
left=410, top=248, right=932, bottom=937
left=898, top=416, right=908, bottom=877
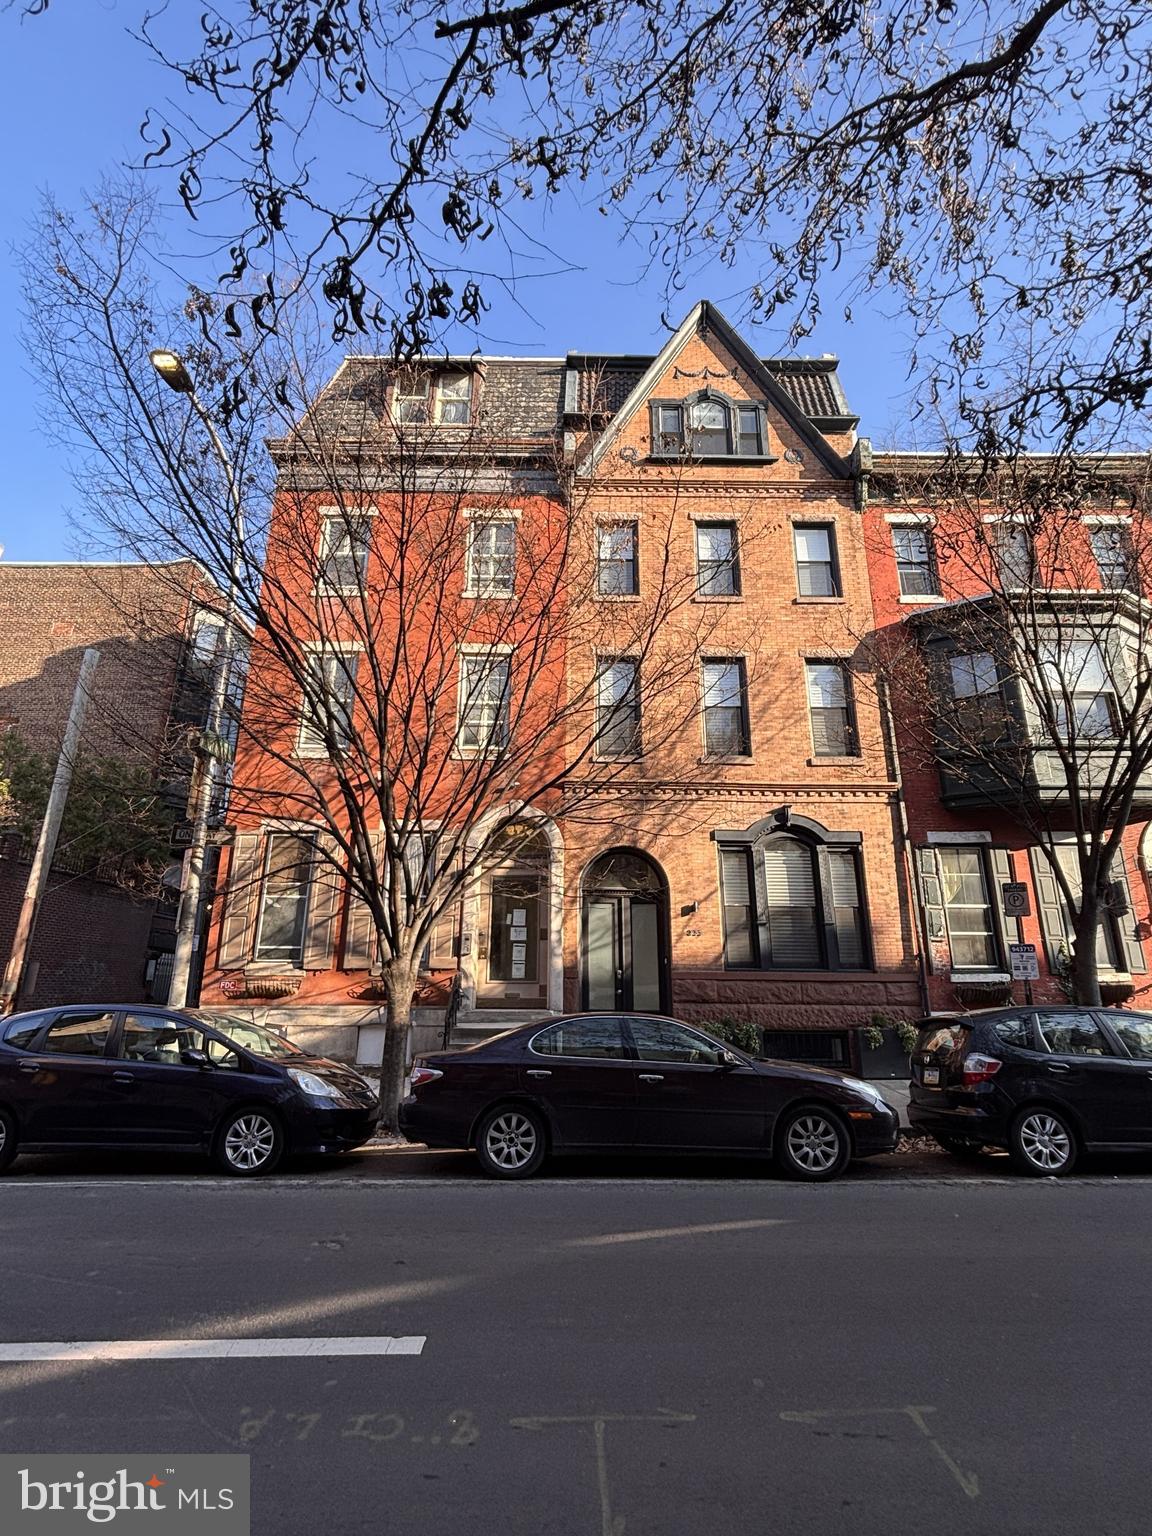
left=112, top=1071, right=135, bottom=1084
left=1046, top=1063, right=1072, bottom=1074
left=638, top=1073, right=665, bottom=1084
left=17, top=1060, right=43, bottom=1074
left=526, top=1069, right=552, bottom=1078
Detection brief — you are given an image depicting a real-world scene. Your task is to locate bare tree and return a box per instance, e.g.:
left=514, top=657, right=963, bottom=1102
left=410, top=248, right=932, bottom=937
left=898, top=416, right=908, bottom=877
left=12, top=0, right=1152, bottom=454
left=868, top=453, right=1152, bottom=1006
left=23, top=181, right=744, bottom=1129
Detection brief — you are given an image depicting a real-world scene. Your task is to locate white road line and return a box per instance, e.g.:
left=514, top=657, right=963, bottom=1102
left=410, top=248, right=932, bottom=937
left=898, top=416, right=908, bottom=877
left=0, top=1336, right=426, bottom=1362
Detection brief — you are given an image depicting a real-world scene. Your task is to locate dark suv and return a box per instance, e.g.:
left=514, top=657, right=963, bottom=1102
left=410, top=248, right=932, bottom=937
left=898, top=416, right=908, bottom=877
left=908, top=1006, right=1152, bottom=1176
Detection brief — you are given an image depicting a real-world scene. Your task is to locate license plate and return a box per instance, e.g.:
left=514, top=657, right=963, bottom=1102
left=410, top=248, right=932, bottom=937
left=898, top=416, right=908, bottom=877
left=923, top=1067, right=940, bottom=1086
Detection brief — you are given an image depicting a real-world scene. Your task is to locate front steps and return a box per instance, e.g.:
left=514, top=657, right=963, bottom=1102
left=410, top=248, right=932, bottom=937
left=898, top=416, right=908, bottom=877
left=448, top=1008, right=555, bottom=1045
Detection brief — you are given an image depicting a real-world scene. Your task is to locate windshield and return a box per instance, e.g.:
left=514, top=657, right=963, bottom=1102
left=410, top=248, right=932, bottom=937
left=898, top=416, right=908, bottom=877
left=190, top=1013, right=305, bottom=1060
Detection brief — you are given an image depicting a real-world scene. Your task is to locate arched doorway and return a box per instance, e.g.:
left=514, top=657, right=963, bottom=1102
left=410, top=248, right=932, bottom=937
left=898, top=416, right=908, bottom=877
left=581, top=849, right=670, bottom=1012
left=475, top=823, right=553, bottom=1009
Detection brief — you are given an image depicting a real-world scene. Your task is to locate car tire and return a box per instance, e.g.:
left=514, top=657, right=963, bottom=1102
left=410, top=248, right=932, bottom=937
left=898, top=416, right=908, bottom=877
left=0, top=1108, right=18, bottom=1173
left=776, top=1104, right=851, bottom=1182
left=213, top=1107, right=284, bottom=1177
left=474, top=1104, right=547, bottom=1180
left=1009, top=1107, right=1078, bottom=1177
left=934, top=1134, right=991, bottom=1162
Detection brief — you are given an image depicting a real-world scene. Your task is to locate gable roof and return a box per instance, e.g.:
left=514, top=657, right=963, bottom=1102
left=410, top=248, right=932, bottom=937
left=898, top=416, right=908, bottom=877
left=571, top=302, right=854, bottom=477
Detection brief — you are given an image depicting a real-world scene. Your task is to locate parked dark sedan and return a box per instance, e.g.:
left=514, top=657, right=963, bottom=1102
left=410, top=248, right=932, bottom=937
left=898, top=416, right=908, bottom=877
left=0, top=1005, right=378, bottom=1176
left=909, top=1005, right=1152, bottom=1175
left=399, top=1012, right=898, bottom=1180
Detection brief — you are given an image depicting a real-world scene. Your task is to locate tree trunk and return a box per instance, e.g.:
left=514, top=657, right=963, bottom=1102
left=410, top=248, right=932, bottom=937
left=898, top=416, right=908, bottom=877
left=376, top=958, right=416, bottom=1135
left=1069, top=898, right=1103, bottom=1008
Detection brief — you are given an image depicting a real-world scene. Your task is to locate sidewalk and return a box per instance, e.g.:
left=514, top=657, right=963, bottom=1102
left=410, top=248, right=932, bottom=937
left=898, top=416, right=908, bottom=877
left=875, top=1078, right=911, bottom=1127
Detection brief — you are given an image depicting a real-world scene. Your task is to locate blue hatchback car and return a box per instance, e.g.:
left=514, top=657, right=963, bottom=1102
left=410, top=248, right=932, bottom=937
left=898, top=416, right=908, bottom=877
left=0, top=1005, right=378, bottom=1175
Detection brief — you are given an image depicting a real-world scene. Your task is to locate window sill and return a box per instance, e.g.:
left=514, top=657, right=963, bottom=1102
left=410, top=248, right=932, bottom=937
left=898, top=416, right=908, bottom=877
left=794, top=596, right=845, bottom=605
left=462, top=591, right=514, bottom=601
left=807, top=756, right=862, bottom=766
left=594, top=592, right=641, bottom=602
left=692, top=593, right=743, bottom=604
left=312, top=586, right=364, bottom=598
left=698, top=753, right=753, bottom=765
left=898, top=594, right=945, bottom=605
left=245, top=962, right=305, bottom=975
left=950, top=972, right=1010, bottom=984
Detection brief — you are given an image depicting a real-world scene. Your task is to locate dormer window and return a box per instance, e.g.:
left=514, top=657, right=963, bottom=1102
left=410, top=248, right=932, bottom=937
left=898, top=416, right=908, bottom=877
left=392, top=369, right=474, bottom=426
left=649, top=393, right=768, bottom=459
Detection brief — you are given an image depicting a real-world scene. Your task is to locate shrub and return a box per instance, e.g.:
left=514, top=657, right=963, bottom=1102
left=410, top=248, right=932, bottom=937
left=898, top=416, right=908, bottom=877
left=699, top=1016, right=763, bottom=1056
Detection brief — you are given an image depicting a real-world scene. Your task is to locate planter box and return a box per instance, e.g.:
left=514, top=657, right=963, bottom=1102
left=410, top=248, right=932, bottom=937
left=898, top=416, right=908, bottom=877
left=856, top=1026, right=912, bottom=1080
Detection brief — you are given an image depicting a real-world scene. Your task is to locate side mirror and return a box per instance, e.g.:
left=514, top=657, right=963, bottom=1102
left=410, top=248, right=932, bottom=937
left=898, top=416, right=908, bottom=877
left=180, top=1047, right=211, bottom=1069
left=719, top=1050, right=742, bottom=1069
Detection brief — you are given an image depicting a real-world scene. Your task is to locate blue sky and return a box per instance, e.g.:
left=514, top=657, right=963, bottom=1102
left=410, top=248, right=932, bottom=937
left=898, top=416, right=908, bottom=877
left=0, top=2, right=918, bottom=563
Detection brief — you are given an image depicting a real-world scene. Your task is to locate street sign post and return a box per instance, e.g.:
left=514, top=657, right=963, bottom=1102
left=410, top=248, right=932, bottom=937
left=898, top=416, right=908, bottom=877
left=1009, top=942, right=1040, bottom=981
left=1002, top=881, right=1030, bottom=918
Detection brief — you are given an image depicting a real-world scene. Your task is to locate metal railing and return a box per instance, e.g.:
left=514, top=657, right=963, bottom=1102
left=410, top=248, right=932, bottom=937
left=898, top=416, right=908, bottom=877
left=441, top=971, right=464, bottom=1051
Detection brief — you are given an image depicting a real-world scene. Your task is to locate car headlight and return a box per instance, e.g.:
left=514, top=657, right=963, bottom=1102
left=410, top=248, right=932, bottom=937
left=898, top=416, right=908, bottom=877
left=842, top=1076, right=891, bottom=1110
left=288, top=1068, right=344, bottom=1102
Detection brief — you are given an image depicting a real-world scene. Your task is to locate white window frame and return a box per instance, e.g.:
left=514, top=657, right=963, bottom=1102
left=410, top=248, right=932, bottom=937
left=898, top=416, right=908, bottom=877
left=464, top=512, right=518, bottom=598
left=316, top=508, right=374, bottom=592
left=435, top=371, right=474, bottom=426
left=296, top=642, right=363, bottom=759
left=456, top=645, right=513, bottom=756
left=252, top=829, right=317, bottom=966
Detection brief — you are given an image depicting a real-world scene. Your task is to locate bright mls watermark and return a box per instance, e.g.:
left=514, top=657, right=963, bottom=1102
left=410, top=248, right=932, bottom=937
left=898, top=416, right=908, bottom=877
left=1, top=1456, right=249, bottom=1532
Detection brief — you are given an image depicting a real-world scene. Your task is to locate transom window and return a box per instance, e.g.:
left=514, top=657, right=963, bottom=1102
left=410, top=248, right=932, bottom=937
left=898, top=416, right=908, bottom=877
left=596, top=524, right=638, bottom=595
left=466, top=517, right=516, bottom=597
left=650, top=395, right=767, bottom=458
left=695, top=522, right=740, bottom=596
left=458, top=652, right=511, bottom=752
left=893, top=525, right=939, bottom=597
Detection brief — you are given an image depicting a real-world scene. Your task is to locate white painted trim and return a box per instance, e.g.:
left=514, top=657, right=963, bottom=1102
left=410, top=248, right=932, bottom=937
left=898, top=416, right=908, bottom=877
left=462, top=506, right=522, bottom=520
left=457, top=641, right=514, bottom=655
left=316, top=503, right=378, bottom=517
left=0, top=1337, right=426, bottom=1361
left=1082, top=515, right=1132, bottom=526
left=949, top=972, right=1010, bottom=984
left=926, top=831, right=993, bottom=844
left=898, top=595, right=946, bottom=606
left=462, top=802, right=565, bottom=1013
left=884, top=512, right=936, bottom=526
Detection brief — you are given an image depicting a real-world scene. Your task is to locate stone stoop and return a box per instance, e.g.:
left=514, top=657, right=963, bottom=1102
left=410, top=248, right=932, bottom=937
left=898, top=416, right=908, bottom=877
left=448, top=1008, right=555, bottom=1045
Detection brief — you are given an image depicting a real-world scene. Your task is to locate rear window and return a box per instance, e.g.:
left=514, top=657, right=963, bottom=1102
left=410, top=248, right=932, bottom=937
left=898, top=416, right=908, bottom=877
left=915, top=1022, right=971, bottom=1062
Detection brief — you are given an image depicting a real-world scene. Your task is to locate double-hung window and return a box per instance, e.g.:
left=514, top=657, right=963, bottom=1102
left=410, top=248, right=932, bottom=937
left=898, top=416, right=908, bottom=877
left=892, top=525, right=939, bottom=596
left=806, top=661, right=857, bottom=756
left=436, top=372, right=473, bottom=425
left=695, top=522, right=740, bottom=596
left=949, top=651, right=1004, bottom=741
left=1090, top=524, right=1138, bottom=593
left=702, top=659, right=750, bottom=756
left=596, top=524, right=638, bottom=595
left=689, top=398, right=729, bottom=455
left=298, top=649, right=360, bottom=756
left=318, top=513, right=372, bottom=591
left=254, top=832, right=315, bottom=965
left=793, top=524, right=840, bottom=597
left=466, top=517, right=516, bottom=597
left=595, top=657, right=641, bottom=757
left=393, top=374, right=430, bottom=423
left=937, top=847, right=998, bottom=970
left=994, top=522, right=1033, bottom=587
left=1051, top=844, right=1124, bottom=971
left=1040, top=639, right=1117, bottom=741
left=458, top=652, right=511, bottom=752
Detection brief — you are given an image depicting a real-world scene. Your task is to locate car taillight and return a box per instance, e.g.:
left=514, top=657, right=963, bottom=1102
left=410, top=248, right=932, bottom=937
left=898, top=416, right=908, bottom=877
left=961, top=1053, right=1002, bottom=1086
left=410, top=1066, right=443, bottom=1089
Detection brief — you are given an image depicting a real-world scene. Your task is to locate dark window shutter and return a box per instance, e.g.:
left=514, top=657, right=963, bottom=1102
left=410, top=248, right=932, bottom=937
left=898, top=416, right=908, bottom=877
left=302, top=832, right=344, bottom=970
left=989, top=848, right=1014, bottom=968
left=1029, top=847, right=1068, bottom=974
left=720, top=848, right=757, bottom=968
left=343, top=829, right=384, bottom=970
left=915, top=846, right=948, bottom=973
left=217, top=831, right=263, bottom=968
left=1114, top=850, right=1147, bottom=975
left=826, top=848, right=866, bottom=968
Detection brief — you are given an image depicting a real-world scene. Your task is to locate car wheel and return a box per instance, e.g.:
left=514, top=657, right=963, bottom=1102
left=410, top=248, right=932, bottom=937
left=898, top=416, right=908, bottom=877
left=1010, top=1107, right=1078, bottom=1177
left=777, top=1105, right=851, bottom=1182
left=0, top=1109, right=18, bottom=1173
left=934, top=1134, right=991, bottom=1162
left=475, top=1104, right=547, bottom=1180
left=214, top=1108, right=284, bottom=1177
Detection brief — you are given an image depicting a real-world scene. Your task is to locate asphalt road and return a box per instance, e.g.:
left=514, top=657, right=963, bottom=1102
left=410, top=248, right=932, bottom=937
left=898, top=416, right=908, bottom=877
left=2, top=1171, right=1152, bottom=1535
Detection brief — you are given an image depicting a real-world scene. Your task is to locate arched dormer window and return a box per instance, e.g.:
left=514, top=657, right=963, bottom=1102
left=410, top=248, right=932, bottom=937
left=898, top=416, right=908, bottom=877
left=649, top=390, right=770, bottom=461
left=714, top=814, right=869, bottom=972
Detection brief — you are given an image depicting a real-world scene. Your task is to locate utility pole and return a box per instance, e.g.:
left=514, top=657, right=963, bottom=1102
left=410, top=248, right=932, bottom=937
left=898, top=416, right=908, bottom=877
left=0, top=647, right=100, bottom=1015
left=150, top=348, right=244, bottom=1008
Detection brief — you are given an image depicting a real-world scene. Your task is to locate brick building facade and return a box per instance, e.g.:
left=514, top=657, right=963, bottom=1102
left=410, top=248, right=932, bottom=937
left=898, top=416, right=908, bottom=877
left=0, top=561, right=232, bottom=1006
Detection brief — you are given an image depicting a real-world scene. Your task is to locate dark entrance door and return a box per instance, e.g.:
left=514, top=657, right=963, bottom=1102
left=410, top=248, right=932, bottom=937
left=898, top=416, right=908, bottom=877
left=582, top=851, right=668, bottom=1012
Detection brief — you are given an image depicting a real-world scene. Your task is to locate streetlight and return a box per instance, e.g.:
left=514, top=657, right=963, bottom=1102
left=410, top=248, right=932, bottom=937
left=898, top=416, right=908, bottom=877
left=150, top=347, right=246, bottom=1007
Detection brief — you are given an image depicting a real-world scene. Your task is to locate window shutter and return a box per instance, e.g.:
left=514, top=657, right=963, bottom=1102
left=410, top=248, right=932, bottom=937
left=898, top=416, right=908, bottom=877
left=989, top=848, right=1015, bottom=966
left=1114, top=850, right=1147, bottom=975
left=217, top=831, right=263, bottom=968
left=915, top=847, right=949, bottom=973
left=720, top=848, right=756, bottom=967
left=343, top=829, right=385, bottom=970
left=763, top=840, right=821, bottom=966
left=1029, top=847, right=1068, bottom=973
left=302, top=832, right=344, bottom=970
left=427, top=887, right=462, bottom=968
